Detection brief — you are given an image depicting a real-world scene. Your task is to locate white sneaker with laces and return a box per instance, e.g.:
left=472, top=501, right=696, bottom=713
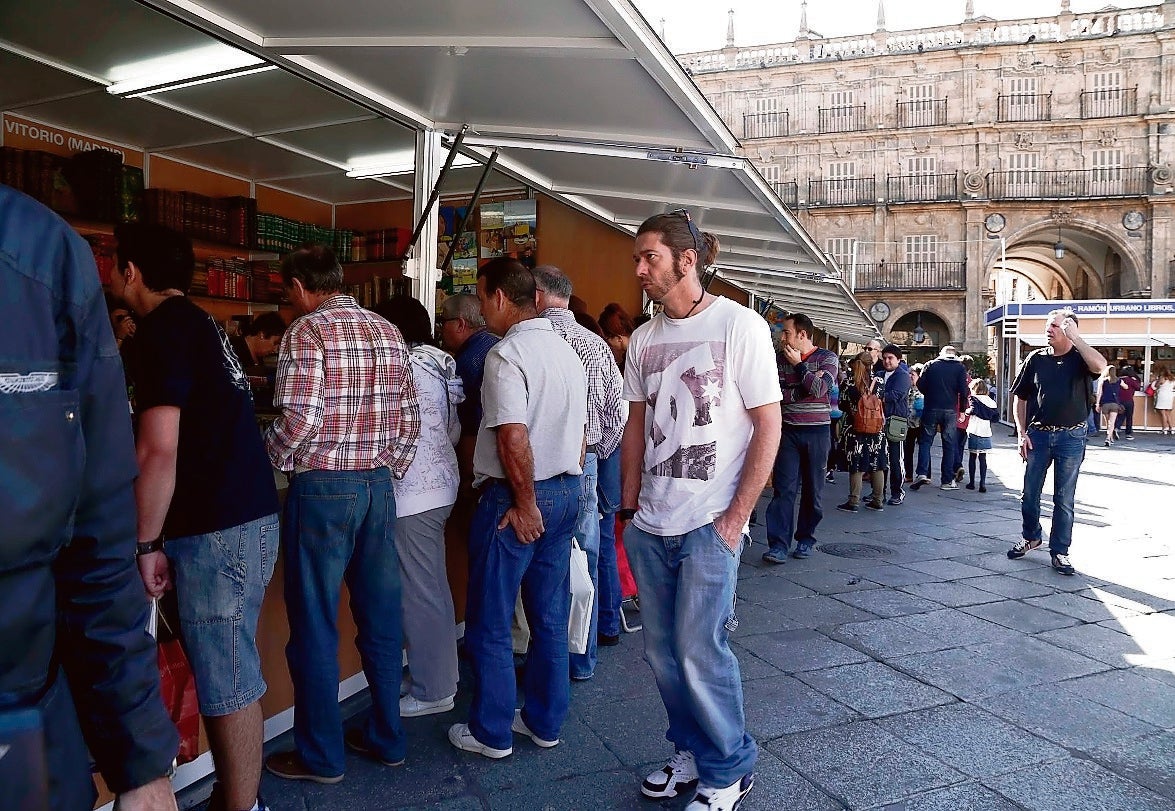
left=447, top=723, right=512, bottom=759
left=685, top=774, right=755, bottom=810
left=400, top=693, right=455, bottom=717
left=641, top=750, right=699, bottom=799
left=511, top=709, right=559, bottom=748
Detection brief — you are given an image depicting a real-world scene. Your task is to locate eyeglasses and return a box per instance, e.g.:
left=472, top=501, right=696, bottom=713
left=666, top=208, right=703, bottom=255
left=438, top=316, right=462, bottom=325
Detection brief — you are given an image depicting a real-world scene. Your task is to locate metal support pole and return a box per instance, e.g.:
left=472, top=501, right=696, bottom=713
left=407, top=129, right=444, bottom=314
left=440, top=150, right=500, bottom=274
left=403, top=124, right=469, bottom=259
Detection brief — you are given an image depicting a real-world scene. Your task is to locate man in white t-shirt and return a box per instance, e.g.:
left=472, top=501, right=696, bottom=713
left=620, top=210, right=782, bottom=811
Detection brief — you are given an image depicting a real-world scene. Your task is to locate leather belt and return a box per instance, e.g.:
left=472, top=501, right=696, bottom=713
left=1028, top=422, right=1086, bottom=432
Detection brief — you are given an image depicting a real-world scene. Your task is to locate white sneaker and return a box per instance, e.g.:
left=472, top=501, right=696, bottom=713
left=685, top=774, right=755, bottom=810
left=400, top=693, right=455, bottom=717
left=447, top=723, right=511, bottom=759
left=641, top=750, right=699, bottom=799
left=511, top=709, right=559, bottom=748
left=940, top=481, right=959, bottom=491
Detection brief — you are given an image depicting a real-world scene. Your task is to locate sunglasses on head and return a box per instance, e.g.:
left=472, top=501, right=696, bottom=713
left=666, top=208, right=703, bottom=255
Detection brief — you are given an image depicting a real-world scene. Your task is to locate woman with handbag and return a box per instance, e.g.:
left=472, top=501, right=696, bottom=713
left=836, top=352, right=888, bottom=513
left=1097, top=366, right=1124, bottom=445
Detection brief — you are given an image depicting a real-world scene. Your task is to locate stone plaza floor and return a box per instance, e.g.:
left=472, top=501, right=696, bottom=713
left=195, top=431, right=1175, bottom=810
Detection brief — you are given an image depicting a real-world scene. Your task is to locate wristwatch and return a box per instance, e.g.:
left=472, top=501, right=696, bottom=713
left=617, top=508, right=637, bottom=522
left=136, top=536, right=165, bottom=556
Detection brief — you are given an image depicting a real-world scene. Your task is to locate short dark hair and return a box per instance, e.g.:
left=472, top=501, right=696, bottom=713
left=114, top=222, right=195, bottom=294
left=784, top=312, right=816, bottom=339
left=881, top=343, right=903, bottom=359
left=637, top=210, right=720, bottom=271
left=244, top=311, right=286, bottom=338
left=478, top=257, right=536, bottom=309
left=373, top=296, right=433, bottom=344
left=599, top=302, right=635, bottom=338
left=281, top=244, right=343, bottom=294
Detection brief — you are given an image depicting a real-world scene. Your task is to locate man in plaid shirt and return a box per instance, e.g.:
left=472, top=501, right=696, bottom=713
left=264, top=245, right=421, bottom=783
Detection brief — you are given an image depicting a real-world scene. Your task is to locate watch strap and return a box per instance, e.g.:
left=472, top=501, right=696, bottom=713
left=136, top=537, right=165, bottom=556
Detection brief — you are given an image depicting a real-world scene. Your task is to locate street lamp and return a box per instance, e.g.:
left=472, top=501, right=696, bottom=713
left=913, top=312, right=927, bottom=344
left=1053, top=225, right=1065, bottom=260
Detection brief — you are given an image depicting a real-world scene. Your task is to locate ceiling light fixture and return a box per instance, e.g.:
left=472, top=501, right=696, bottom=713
left=1053, top=225, right=1065, bottom=260
left=106, top=45, right=274, bottom=97
left=108, top=64, right=278, bottom=98
left=346, top=151, right=478, bottom=179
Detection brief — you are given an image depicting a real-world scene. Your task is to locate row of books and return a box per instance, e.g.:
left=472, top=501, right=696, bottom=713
left=349, top=228, right=412, bottom=262
left=143, top=189, right=256, bottom=248
left=189, top=259, right=286, bottom=303
left=1, top=146, right=142, bottom=223
left=256, top=213, right=352, bottom=256
left=344, top=275, right=411, bottom=309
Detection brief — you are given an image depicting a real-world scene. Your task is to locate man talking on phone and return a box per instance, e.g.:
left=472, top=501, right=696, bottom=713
left=1007, top=309, right=1106, bottom=575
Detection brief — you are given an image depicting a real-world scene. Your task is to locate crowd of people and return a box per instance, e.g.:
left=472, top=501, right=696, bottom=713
left=0, top=177, right=1135, bottom=811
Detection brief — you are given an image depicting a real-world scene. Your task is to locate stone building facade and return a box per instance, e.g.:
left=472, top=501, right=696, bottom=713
left=678, top=1, right=1175, bottom=360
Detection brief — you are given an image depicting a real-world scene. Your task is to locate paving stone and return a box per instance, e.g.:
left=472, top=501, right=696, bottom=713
left=832, top=562, right=945, bottom=586
left=902, top=559, right=994, bottom=579
left=1036, top=623, right=1145, bottom=667
left=486, top=768, right=640, bottom=810
left=782, top=568, right=884, bottom=595
left=400, top=798, right=484, bottom=811
left=737, top=628, right=870, bottom=674
left=1023, top=591, right=1137, bottom=623
left=1082, top=584, right=1175, bottom=614
left=740, top=748, right=845, bottom=811
left=1058, top=668, right=1175, bottom=728
left=1099, top=611, right=1175, bottom=658
left=767, top=721, right=963, bottom=808
left=797, top=661, right=954, bottom=718
left=876, top=703, right=1067, bottom=778
left=741, top=674, right=860, bottom=740
left=986, top=755, right=1172, bottom=811
left=762, top=594, right=880, bottom=630
left=831, top=617, right=956, bottom=658
left=960, top=598, right=1080, bottom=632
left=735, top=574, right=818, bottom=606
left=730, top=641, right=787, bottom=682
left=892, top=647, right=1043, bottom=700
left=968, top=636, right=1109, bottom=683
left=875, top=782, right=1023, bottom=811
left=977, top=686, right=1161, bottom=752
left=894, top=608, right=1022, bottom=647
left=731, top=599, right=803, bottom=637
left=1090, top=729, right=1175, bottom=800
left=831, top=587, right=944, bottom=618
left=1008, top=565, right=1106, bottom=591
left=899, top=580, right=1003, bottom=608
left=577, top=693, right=670, bottom=768
left=952, top=553, right=1048, bottom=576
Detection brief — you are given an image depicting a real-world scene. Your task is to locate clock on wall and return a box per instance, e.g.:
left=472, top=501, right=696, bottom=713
left=1122, top=210, right=1145, bottom=231
left=869, top=301, right=891, bottom=322
left=984, top=213, right=1006, bottom=233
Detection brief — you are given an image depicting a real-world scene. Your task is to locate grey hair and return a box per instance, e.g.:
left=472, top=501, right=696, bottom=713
left=531, top=265, right=573, bottom=301
left=441, top=292, right=485, bottom=327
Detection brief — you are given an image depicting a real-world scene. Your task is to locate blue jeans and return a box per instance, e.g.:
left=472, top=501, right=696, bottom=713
left=282, top=468, right=404, bottom=776
left=917, top=408, right=958, bottom=484
left=625, top=523, right=757, bottom=787
left=168, top=512, right=279, bottom=716
left=596, top=448, right=622, bottom=638
left=766, top=427, right=830, bottom=553
left=1021, top=427, right=1087, bottom=556
left=570, top=452, right=600, bottom=679
left=466, top=474, right=581, bottom=750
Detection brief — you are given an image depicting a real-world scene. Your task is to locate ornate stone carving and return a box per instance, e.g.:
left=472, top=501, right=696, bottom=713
left=1097, top=45, right=1119, bottom=65
left=1098, top=128, right=1118, bottom=147
left=832, top=142, right=852, bottom=158
left=1050, top=208, right=1074, bottom=224
left=1014, top=131, right=1034, bottom=150
left=1057, top=50, right=1075, bottom=68
left=1153, top=164, right=1173, bottom=185
left=912, top=135, right=932, bottom=154
left=962, top=170, right=985, bottom=193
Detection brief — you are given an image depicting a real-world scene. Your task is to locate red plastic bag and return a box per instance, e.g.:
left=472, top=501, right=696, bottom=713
left=956, top=411, right=971, bottom=431
left=153, top=602, right=201, bottom=764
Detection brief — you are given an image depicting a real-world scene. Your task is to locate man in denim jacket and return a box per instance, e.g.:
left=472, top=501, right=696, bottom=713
left=0, top=185, right=177, bottom=809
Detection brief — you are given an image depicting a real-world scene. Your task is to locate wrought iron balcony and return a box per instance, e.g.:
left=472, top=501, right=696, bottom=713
left=896, top=99, right=947, bottom=128
left=1079, top=88, right=1139, bottom=119
left=807, top=177, right=877, bottom=207
left=818, top=104, right=867, bottom=134
left=743, top=111, right=790, bottom=139
left=886, top=173, right=959, bottom=203
left=987, top=167, right=1149, bottom=200
left=996, top=93, right=1053, bottom=122
left=855, top=262, right=967, bottom=291
left=771, top=180, right=799, bottom=210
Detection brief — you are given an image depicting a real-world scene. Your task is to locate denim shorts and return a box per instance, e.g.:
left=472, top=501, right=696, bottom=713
left=167, top=513, right=279, bottom=716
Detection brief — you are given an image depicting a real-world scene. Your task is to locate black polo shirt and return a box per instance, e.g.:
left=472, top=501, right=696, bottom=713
left=1011, top=347, right=1099, bottom=428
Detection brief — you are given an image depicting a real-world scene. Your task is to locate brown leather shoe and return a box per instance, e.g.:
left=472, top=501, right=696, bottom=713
left=265, top=750, right=343, bottom=784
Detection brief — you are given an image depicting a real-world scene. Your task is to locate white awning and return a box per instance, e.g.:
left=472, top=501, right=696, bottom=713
left=0, top=0, right=878, bottom=339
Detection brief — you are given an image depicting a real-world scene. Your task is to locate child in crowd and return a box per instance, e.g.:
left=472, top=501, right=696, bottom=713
left=964, top=378, right=997, bottom=492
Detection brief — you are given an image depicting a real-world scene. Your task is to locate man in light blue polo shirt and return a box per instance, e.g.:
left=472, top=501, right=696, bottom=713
left=448, top=258, right=587, bottom=760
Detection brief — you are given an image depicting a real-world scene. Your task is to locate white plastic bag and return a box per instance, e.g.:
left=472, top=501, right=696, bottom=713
left=568, top=538, right=595, bottom=655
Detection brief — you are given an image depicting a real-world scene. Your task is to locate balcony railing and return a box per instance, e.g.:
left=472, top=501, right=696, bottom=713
left=771, top=180, right=799, bottom=209
left=818, top=104, right=867, bottom=133
left=807, top=177, right=877, bottom=206
left=1080, top=88, right=1139, bottom=119
left=855, top=261, right=967, bottom=291
left=886, top=173, right=958, bottom=203
left=987, top=167, right=1149, bottom=199
left=744, top=111, right=790, bottom=139
left=896, top=99, right=947, bottom=128
left=997, top=93, right=1053, bottom=122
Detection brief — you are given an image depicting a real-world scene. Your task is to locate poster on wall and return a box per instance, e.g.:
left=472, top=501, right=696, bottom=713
left=502, top=199, right=537, bottom=268
left=479, top=202, right=505, bottom=258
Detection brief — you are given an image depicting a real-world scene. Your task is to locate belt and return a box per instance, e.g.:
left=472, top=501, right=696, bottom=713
left=1028, top=422, right=1086, bottom=432
left=586, top=443, right=601, bottom=455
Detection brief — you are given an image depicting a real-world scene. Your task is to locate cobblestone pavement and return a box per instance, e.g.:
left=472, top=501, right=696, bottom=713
left=191, top=432, right=1175, bottom=810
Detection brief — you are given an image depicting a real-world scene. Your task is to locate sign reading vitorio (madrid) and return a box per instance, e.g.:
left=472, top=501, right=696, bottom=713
left=1, top=114, right=144, bottom=168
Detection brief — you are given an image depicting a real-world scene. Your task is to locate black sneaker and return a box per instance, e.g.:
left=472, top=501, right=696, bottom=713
left=836, top=501, right=859, bottom=513
left=1051, top=553, right=1076, bottom=575
left=825, top=471, right=835, bottom=483
left=345, top=728, right=405, bottom=766
left=886, top=494, right=904, bottom=506
left=978, top=485, right=987, bottom=493
left=865, top=500, right=885, bottom=512
left=1007, top=537, right=1043, bottom=560
left=642, top=750, right=699, bottom=799
left=965, top=482, right=975, bottom=490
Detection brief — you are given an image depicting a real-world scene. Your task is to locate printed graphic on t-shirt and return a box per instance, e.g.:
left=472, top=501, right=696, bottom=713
left=215, top=317, right=252, bottom=395
left=643, top=340, right=725, bottom=481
